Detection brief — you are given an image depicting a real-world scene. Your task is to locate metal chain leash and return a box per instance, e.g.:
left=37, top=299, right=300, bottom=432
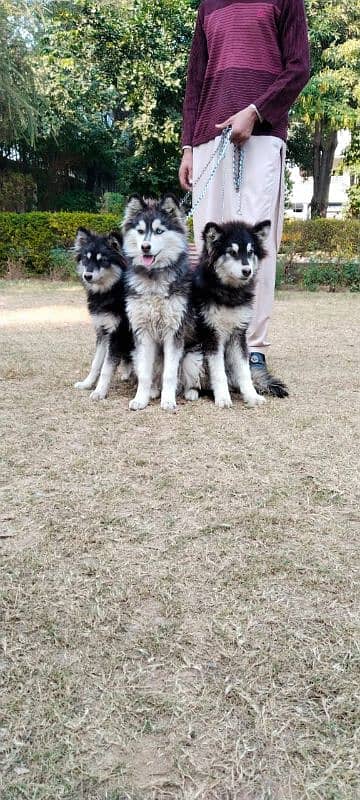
left=181, top=126, right=245, bottom=221
left=233, top=142, right=245, bottom=215
left=180, top=127, right=232, bottom=219
left=180, top=135, right=227, bottom=207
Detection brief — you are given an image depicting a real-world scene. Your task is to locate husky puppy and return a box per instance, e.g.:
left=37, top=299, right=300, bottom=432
left=122, top=194, right=190, bottom=411
left=182, top=220, right=270, bottom=408
left=74, top=227, right=133, bottom=400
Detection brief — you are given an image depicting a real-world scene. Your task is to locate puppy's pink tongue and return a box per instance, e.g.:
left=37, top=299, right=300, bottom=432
left=141, top=254, right=155, bottom=268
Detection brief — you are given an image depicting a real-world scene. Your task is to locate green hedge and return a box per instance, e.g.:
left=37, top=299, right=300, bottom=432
left=0, top=212, right=119, bottom=275
left=281, top=218, right=360, bottom=258
left=0, top=212, right=359, bottom=277
left=276, top=256, right=360, bottom=292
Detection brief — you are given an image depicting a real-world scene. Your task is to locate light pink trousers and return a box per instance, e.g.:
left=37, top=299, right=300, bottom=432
left=192, top=135, right=286, bottom=353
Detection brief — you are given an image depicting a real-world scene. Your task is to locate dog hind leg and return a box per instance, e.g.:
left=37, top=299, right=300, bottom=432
left=119, top=358, right=133, bottom=380
left=182, top=350, right=202, bottom=401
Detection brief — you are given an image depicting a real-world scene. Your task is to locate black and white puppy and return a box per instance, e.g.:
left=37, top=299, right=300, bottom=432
left=74, top=227, right=133, bottom=400
left=122, top=194, right=191, bottom=411
left=182, top=220, right=270, bottom=408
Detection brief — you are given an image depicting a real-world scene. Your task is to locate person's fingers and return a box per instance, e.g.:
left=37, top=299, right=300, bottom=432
left=178, top=163, right=186, bottom=190
left=230, top=127, right=251, bottom=145
left=188, top=163, right=193, bottom=187
left=179, top=163, right=192, bottom=191
left=230, top=132, right=245, bottom=144
left=215, top=116, right=232, bottom=129
left=179, top=172, right=186, bottom=191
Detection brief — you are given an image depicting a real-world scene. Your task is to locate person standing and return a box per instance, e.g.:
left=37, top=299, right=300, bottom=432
left=179, top=0, right=310, bottom=395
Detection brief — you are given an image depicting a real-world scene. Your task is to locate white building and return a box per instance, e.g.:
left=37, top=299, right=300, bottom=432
left=286, top=130, right=351, bottom=220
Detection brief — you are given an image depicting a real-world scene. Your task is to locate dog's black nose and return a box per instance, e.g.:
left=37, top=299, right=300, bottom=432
left=141, top=242, right=151, bottom=252
left=242, top=267, right=251, bottom=278
left=84, top=272, right=93, bottom=281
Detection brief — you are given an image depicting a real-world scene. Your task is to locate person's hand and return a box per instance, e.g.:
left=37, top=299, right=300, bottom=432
left=215, top=106, right=257, bottom=145
left=179, top=149, right=193, bottom=191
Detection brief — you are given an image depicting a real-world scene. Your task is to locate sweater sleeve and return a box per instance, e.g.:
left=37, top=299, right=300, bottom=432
left=254, top=0, right=310, bottom=127
left=181, top=5, right=208, bottom=147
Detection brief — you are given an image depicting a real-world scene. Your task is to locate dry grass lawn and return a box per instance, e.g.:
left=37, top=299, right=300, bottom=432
left=0, top=281, right=359, bottom=800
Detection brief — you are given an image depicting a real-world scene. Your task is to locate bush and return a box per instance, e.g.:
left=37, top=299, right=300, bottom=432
left=0, top=171, right=37, bottom=212
left=281, top=218, right=360, bottom=258
left=49, top=247, right=78, bottom=280
left=51, top=190, right=98, bottom=212
left=0, top=213, right=359, bottom=281
left=343, top=261, right=360, bottom=291
left=276, top=254, right=360, bottom=291
left=0, top=212, right=119, bottom=275
left=302, top=260, right=360, bottom=292
left=99, top=192, right=125, bottom=215
left=345, top=184, right=360, bottom=219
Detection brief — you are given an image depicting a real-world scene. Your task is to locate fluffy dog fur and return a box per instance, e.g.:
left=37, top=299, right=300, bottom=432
left=182, top=219, right=270, bottom=408
left=74, top=227, right=133, bottom=400
left=250, top=357, right=289, bottom=398
left=122, top=194, right=191, bottom=411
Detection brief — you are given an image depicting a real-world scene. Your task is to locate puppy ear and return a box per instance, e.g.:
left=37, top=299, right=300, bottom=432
left=74, top=227, right=91, bottom=253
left=203, top=222, right=222, bottom=253
left=160, top=193, right=180, bottom=213
left=160, top=193, right=186, bottom=224
left=123, top=194, right=146, bottom=225
left=108, top=230, right=123, bottom=253
left=252, top=220, right=271, bottom=244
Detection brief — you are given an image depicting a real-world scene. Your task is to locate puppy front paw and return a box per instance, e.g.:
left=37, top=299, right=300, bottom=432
left=150, top=386, right=161, bottom=399
left=90, top=389, right=107, bottom=401
left=119, top=364, right=133, bottom=381
left=160, top=398, right=177, bottom=412
left=129, top=397, right=148, bottom=411
left=244, top=392, right=266, bottom=408
left=184, top=389, right=199, bottom=401
left=74, top=379, right=92, bottom=390
left=215, top=394, right=232, bottom=408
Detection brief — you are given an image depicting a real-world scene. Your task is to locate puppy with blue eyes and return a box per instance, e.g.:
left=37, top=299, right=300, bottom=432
left=74, top=227, right=134, bottom=400
left=122, top=194, right=191, bottom=412
left=181, top=219, right=270, bottom=409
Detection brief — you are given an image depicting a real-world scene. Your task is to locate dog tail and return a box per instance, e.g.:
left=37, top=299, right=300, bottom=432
left=250, top=363, right=289, bottom=398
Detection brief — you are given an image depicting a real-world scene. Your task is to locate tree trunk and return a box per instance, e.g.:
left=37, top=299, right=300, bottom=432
left=311, top=120, right=338, bottom=218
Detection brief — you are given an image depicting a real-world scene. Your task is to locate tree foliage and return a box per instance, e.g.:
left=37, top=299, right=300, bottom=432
left=1, top=0, right=359, bottom=213
left=0, top=1, right=38, bottom=146
left=22, top=0, right=196, bottom=200
left=292, top=0, right=360, bottom=216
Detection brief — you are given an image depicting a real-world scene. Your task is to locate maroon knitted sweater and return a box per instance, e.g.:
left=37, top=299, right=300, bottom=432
left=182, top=0, right=310, bottom=147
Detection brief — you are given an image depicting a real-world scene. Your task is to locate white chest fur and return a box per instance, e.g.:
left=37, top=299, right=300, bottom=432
left=92, top=312, right=119, bottom=334
left=205, top=303, right=253, bottom=339
left=127, top=294, right=187, bottom=342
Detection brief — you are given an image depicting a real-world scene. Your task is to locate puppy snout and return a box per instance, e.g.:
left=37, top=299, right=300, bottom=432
left=141, top=241, right=151, bottom=252
left=241, top=267, right=251, bottom=278
left=84, top=272, right=93, bottom=282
